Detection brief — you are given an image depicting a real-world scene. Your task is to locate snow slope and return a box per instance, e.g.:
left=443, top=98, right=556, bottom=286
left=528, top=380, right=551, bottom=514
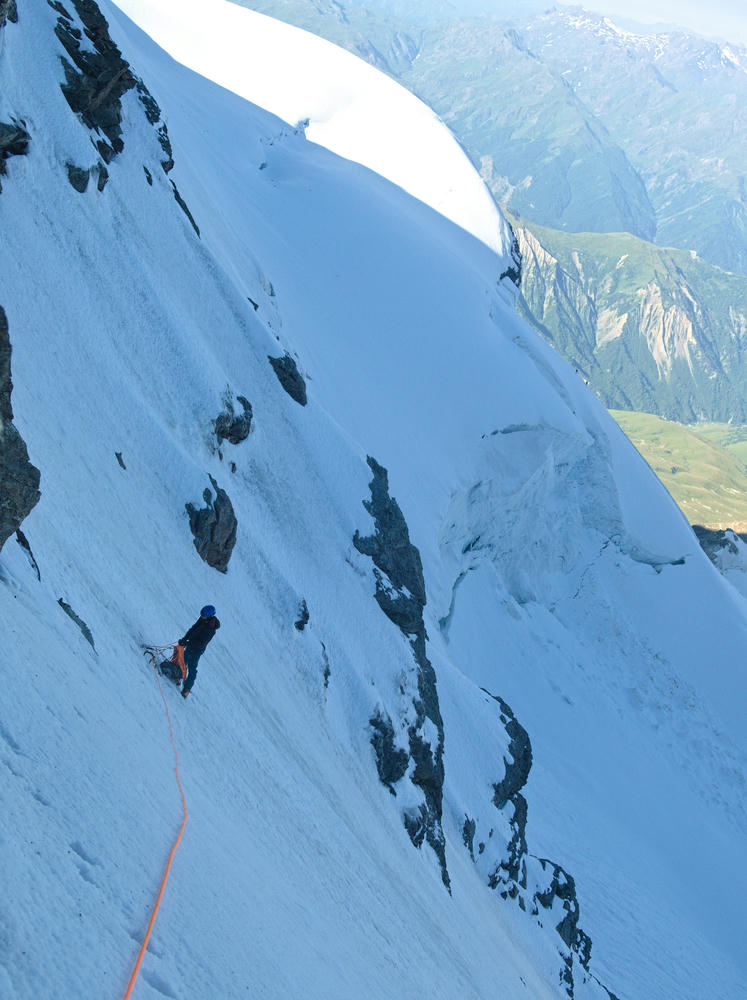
left=112, top=0, right=512, bottom=257
left=0, top=3, right=745, bottom=1000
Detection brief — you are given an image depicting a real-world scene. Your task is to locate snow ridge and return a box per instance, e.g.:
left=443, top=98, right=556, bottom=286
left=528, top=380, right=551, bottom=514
left=112, top=0, right=514, bottom=257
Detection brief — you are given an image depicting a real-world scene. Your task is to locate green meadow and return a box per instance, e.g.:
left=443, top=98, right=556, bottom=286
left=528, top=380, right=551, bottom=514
left=611, top=412, right=747, bottom=531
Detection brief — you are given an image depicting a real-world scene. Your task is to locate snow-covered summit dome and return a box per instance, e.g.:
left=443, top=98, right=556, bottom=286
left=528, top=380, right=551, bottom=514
left=113, top=0, right=512, bottom=256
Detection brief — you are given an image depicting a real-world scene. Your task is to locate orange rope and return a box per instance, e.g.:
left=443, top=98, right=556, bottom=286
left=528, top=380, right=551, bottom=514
left=123, top=650, right=189, bottom=1000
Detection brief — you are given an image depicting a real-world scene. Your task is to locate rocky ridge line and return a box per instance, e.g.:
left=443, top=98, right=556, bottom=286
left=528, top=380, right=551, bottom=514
left=50, top=0, right=199, bottom=230
left=354, top=456, right=449, bottom=888
left=467, top=690, right=618, bottom=1000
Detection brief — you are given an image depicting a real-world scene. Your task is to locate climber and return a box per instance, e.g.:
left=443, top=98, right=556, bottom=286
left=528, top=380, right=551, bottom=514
left=178, top=605, right=220, bottom=698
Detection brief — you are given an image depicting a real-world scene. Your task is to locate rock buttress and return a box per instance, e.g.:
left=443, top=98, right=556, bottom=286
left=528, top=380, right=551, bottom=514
left=0, top=306, right=40, bottom=550
left=354, top=456, right=449, bottom=887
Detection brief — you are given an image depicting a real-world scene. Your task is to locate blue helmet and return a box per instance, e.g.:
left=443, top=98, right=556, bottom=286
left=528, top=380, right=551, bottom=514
left=200, top=605, right=216, bottom=618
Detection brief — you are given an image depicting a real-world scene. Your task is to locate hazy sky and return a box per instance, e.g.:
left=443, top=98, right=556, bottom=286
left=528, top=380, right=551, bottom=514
left=363, top=0, right=747, bottom=46
left=577, top=0, right=747, bottom=45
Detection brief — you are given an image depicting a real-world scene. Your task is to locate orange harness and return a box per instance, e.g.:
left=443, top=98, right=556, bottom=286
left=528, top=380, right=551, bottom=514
left=170, top=644, right=187, bottom=683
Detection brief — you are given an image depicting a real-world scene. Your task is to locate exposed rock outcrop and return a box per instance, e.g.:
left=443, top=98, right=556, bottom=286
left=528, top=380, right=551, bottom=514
left=51, top=0, right=199, bottom=228
left=58, top=598, right=95, bottom=649
left=53, top=0, right=137, bottom=163
left=369, top=711, right=410, bottom=794
left=0, top=119, right=30, bottom=192
left=0, top=307, right=41, bottom=551
left=692, top=524, right=747, bottom=561
left=185, top=475, right=237, bottom=573
left=354, top=457, right=426, bottom=633
left=0, top=0, right=18, bottom=29
left=354, top=457, right=448, bottom=887
left=488, top=691, right=532, bottom=809
left=169, top=180, right=200, bottom=235
left=135, top=80, right=174, bottom=174
left=15, top=528, right=40, bottom=580
left=134, top=74, right=199, bottom=231
left=692, top=524, right=747, bottom=596
left=478, top=689, right=617, bottom=999
left=268, top=353, right=307, bottom=406
left=65, top=162, right=90, bottom=192
left=499, top=226, right=521, bottom=286
left=294, top=598, right=309, bottom=631
left=214, top=393, right=253, bottom=446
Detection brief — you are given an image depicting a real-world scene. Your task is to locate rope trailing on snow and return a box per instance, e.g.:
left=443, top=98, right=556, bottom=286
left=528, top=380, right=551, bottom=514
left=122, top=644, right=189, bottom=1000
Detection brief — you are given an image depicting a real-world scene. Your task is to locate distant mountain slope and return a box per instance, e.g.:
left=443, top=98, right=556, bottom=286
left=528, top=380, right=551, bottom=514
left=227, top=0, right=423, bottom=76
left=519, top=9, right=747, bottom=275
left=400, top=18, right=658, bottom=242
left=610, top=412, right=747, bottom=531
left=506, top=212, right=747, bottom=423
left=240, top=2, right=658, bottom=239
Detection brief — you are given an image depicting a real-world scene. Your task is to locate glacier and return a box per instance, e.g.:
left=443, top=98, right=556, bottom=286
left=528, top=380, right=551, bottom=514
left=0, top=2, right=745, bottom=999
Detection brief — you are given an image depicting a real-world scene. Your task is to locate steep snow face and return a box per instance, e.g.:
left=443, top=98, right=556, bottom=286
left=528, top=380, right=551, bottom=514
left=112, top=0, right=513, bottom=257
left=1, top=4, right=746, bottom=1000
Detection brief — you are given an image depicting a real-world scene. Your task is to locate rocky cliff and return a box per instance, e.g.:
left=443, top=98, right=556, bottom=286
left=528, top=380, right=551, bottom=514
left=510, top=215, right=747, bottom=424
left=0, top=306, right=40, bottom=550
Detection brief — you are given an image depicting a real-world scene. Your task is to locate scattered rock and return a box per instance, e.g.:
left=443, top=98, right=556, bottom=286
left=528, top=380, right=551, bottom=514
left=185, top=475, right=237, bottom=573
left=320, top=641, right=330, bottom=689
left=294, top=599, right=310, bottom=631
left=66, top=162, right=90, bottom=192
left=0, top=306, right=41, bottom=551
left=268, top=353, right=307, bottom=406
left=462, top=817, right=477, bottom=860
left=135, top=80, right=173, bottom=173
left=0, top=120, right=30, bottom=192
left=58, top=598, right=95, bottom=649
left=15, top=529, right=40, bottom=581
left=170, top=180, right=200, bottom=236
left=403, top=805, right=428, bottom=848
left=0, top=1, right=18, bottom=28
left=214, top=393, right=253, bottom=446
left=95, top=161, right=108, bottom=191
left=0, top=120, right=29, bottom=159
left=369, top=711, right=409, bottom=794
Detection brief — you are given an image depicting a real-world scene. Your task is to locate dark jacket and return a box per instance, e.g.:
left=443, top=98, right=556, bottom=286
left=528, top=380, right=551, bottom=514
left=180, top=616, right=220, bottom=652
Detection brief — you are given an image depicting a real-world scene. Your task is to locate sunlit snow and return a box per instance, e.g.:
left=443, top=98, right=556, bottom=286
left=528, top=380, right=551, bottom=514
left=112, top=0, right=512, bottom=255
